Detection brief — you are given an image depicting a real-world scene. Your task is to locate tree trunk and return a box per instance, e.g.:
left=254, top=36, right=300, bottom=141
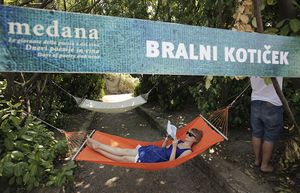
left=253, top=0, right=300, bottom=135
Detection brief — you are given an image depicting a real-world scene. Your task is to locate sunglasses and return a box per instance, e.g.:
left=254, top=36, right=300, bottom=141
left=186, top=131, right=196, bottom=138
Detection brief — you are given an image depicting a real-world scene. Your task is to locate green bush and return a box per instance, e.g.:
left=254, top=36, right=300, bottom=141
left=47, top=74, right=105, bottom=114
left=137, top=75, right=193, bottom=111
left=139, top=75, right=251, bottom=129
left=0, top=82, right=76, bottom=192
left=189, top=77, right=251, bottom=130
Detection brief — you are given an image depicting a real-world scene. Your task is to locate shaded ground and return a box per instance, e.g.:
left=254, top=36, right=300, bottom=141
left=31, top=101, right=298, bottom=193
left=139, top=103, right=300, bottom=193
left=71, top=109, right=223, bottom=193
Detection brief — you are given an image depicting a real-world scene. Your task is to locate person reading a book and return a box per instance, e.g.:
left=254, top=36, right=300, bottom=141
left=86, top=128, right=203, bottom=163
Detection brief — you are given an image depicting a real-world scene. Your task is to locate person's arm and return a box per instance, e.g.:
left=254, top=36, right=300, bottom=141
left=162, top=136, right=168, bottom=148
left=169, top=138, right=178, bottom=161
left=176, top=149, right=192, bottom=159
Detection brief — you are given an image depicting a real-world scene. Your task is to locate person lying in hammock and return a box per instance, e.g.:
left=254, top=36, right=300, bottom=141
left=86, top=128, right=203, bottom=163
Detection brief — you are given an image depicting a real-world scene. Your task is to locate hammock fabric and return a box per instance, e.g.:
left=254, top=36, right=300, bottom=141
left=73, top=95, right=147, bottom=114
left=52, top=81, right=149, bottom=114
left=75, top=116, right=224, bottom=170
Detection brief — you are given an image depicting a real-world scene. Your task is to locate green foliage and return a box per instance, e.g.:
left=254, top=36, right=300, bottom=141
left=140, top=75, right=192, bottom=111
left=51, top=74, right=105, bottom=114
left=260, top=0, right=300, bottom=36
left=190, top=77, right=250, bottom=129
left=47, top=161, right=77, bottom=187
left=0, top=82, right=75, bottom=192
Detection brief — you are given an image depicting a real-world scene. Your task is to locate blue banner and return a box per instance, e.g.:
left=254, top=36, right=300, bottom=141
left=0, top=5, right=300, bottom=77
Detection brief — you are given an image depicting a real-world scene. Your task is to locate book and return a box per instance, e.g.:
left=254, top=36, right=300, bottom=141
left=167, top=120, right=177, bottom=139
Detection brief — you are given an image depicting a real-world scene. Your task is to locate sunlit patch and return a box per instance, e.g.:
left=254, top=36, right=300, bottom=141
left=84, top=183, right=91, bottom=189
left=105, top=177, right=120, bottom=188
left=160, top=180, right=166, bottom=185
left=136, top=177, right=144, bottom=185
left=110, top=141, right=120, bottom=147
left=75, top=181, right=84, bottom=187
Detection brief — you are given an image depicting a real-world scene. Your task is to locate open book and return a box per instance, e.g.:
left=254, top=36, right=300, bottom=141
left=167, top=120, right=177, bottom=139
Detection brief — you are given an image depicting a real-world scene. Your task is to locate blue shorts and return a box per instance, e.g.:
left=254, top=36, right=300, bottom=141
left=250, top=100, right=283, bottom=143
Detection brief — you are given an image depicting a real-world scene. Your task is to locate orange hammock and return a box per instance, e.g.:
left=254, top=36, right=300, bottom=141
left=74, top=115, right=225, bottom=170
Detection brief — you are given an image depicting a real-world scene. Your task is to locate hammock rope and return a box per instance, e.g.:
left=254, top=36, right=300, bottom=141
left=23, top=112, right=88, bottom=154
left=204, top=83, right=250, bottom=137
left=228, top=83, right=250, bottom=108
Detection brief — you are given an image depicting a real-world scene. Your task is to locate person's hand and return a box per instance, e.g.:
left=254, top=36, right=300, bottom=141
left=163, top=134, right=170, bottom=141
left=172, top=137, right=178, bottom=145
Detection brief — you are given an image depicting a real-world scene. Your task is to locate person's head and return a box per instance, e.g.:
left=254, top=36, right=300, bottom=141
left=186, top=128, right=203, bottom=144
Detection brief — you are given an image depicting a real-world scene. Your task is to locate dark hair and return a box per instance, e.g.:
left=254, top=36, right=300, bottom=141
left=190, top=128, right=203, bottom=144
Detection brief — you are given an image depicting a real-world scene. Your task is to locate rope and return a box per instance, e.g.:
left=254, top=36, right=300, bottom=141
left=51, top=80, right=75, bottom=98
left=228, top=83, right=250, bottom=108
left=23, top=111, right=65, bottom=133
left=141, top=84, right=156, bottom=100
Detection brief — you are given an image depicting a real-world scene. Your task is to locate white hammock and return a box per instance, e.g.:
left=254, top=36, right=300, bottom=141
left=52, top=81, right=151, bottom=114
left=73, top=94, right=147, bottom=114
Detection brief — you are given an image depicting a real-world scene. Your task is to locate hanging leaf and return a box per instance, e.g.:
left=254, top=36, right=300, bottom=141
left=14, top=163, right=23, bottom=177
left=260, top=0, right=267, bottom=11
left=23, top=172, right=30, bottom=184
left=21, top=135, right=33, bottom=142
left=4, top=138, right=14, bottom=150
left=264, top=27, right=279, bottom=34
left=292, top=0, right=300, bottom=10
left=276, top=19, right=288, bottom=28
left=205, top=76, right=214, bottom=89
left=11, top=151, right=24, bottom=161
left=251, top=17, right=257, bottom=28
left=289, top=19, right=300, bottom=33
left=263, top=77, right=272, bottom=85
left=280, top=24, right=290, bottom=36
left=267, top=0, right=277, bottom=5
left=3, top=161, right=14, bottom=177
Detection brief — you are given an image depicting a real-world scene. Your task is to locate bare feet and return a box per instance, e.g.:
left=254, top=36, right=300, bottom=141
left=260, top=164, right=274, bottom=173
left=86, top=137, right=97, bottom=149
left=254, top=159, right=261, bottom=167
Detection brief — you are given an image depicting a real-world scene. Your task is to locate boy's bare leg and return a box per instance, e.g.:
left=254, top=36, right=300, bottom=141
left=252, top=136, right=262, bottom=166
left=260, top=141, right=274, bottom=172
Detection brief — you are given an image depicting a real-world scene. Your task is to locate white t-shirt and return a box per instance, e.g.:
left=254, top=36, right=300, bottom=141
left=250, top=77, right=283, bottom=106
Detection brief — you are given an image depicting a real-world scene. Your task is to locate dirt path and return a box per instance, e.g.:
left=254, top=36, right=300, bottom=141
left=72, top=110, right=223, bottom=193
